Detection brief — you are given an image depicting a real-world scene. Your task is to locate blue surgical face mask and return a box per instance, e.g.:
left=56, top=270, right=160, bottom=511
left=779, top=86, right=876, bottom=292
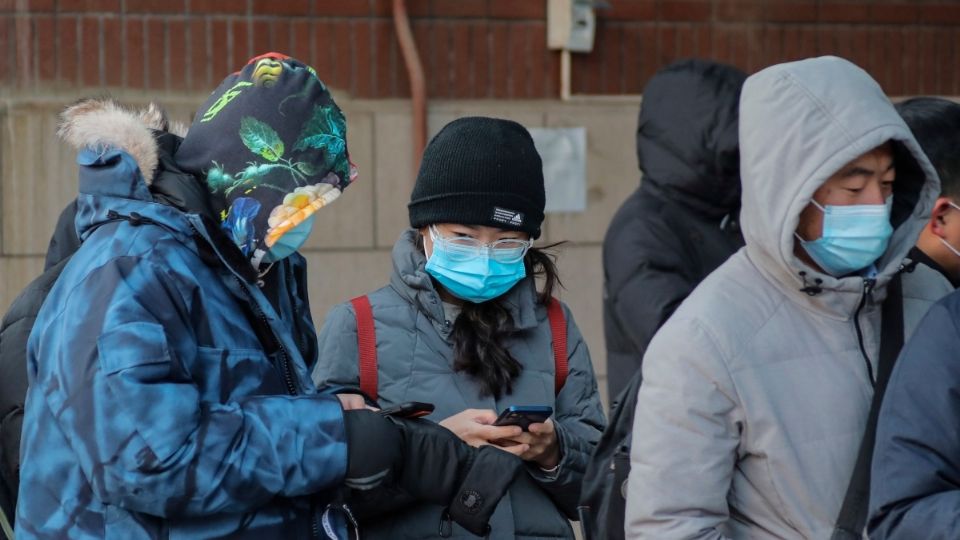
left=796, top=199, right=893, bottom=277
left=424, top=228, right=527, bottom=304
left=264, top=215, right=316, bottom=263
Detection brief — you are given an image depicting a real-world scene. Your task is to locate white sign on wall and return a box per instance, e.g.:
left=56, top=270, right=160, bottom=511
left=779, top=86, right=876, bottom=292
left=528, top=127, right=587, bottom=213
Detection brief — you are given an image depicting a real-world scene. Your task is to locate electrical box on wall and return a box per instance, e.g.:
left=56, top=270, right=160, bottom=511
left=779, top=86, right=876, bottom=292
left=528, top=127, right=587, bottom=213
left=547, top=0, right=596, bottom=53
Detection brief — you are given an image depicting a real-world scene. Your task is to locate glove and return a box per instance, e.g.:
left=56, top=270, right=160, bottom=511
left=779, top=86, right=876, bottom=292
left=339, top=409, right=416, bottom=525
left=443, top=444, right=524, bottom=536
left=341, top=409, right=402, bottom=490
left=380, top=415, right=525, bottom=536
left=340, top=411, right=524, bottom=536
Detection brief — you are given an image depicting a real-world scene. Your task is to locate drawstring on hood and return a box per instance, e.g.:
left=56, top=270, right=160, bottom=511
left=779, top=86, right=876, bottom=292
left=176, top=52, right=357, bottom=268
left=798, top=270, right=824, bottom=296
left=738, top=56, right=939, bottom=317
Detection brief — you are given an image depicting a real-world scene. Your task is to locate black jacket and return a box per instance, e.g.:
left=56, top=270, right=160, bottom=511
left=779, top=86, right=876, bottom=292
left=602, top=60, right=746, bottom=399
left=42, top=199, right=81, bottom=272
left=0, top=200, right=78, bottom=535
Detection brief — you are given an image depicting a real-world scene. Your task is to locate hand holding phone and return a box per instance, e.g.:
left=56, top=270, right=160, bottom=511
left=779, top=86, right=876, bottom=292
left=438, top=409, right=527, bottom=454
left=492, top=405, right=553, bottom=432
left=492, top=406, right=560, bottom=468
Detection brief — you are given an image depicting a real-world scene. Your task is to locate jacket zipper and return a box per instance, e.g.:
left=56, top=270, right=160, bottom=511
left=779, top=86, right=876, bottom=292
left=234, top=276, right=299, bottom=396
left=852, top=277, right=876, bottom=387
left=186, top=219, right=299, bottom=396
left=312, top=503, right=322, bottom=539
left=185, top=219, right=300, bottom=396
left=288, top=268, right=309, bottom=360
left=238, top=275, right=317, bottom=535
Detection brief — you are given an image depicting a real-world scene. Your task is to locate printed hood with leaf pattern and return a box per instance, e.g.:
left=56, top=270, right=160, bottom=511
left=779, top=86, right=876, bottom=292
left=177, top=52, right=356, bottom=267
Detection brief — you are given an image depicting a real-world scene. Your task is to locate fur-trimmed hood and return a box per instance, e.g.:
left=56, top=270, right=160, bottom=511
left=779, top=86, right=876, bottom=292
left=59, top=98, right=213, bottom=247
left=58, top=98, right=187, bottom=184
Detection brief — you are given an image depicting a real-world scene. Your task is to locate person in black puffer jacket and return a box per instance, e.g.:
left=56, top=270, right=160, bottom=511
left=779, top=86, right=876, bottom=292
left=0, top=200, right=79, bottom=540
left=602, top=59, right=746, bottom=400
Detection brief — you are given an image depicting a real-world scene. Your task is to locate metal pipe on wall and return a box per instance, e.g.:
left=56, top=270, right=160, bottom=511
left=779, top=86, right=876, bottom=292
left=392, top=0, right=427, bottom=173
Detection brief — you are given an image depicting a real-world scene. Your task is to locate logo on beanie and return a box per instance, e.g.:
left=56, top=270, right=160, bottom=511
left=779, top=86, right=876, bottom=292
left=492, top=207, right=524, bottom=227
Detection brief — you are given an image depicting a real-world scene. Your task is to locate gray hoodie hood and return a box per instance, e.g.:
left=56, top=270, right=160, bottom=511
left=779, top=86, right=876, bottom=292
left=739, top=56, right=939, bottom=319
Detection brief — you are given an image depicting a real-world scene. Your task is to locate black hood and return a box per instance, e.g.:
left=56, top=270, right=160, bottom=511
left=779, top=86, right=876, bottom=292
left=149, top=130, right=214, bottom=218
left=44, top=200, right=81, bottom=271
left=636, top=59, right=746, bottom=218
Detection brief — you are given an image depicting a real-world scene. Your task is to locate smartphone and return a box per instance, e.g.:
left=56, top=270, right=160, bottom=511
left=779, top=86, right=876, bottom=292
left=493, top=405, right=553, bottom=431
left=378, top=401, right=435, bottom=419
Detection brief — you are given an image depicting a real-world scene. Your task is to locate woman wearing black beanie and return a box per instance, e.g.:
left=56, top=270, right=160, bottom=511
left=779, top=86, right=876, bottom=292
left=314, top=116, right=606, bottom=539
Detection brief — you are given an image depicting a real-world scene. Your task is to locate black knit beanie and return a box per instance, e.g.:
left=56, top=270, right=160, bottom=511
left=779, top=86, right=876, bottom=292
left=409, top=117, right=545, bottom=238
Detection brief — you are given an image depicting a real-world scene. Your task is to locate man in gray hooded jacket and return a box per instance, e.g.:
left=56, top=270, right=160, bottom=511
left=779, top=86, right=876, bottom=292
left=625, top=56, right=939, bottom=539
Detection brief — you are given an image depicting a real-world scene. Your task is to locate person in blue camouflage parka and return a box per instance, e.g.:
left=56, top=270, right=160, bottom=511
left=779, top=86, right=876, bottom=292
left=15, top=54, right=521, bottom=540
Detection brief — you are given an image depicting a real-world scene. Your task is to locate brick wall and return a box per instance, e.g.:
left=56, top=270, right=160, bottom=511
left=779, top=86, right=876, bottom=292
left=3, top=1, right=960, bottom=99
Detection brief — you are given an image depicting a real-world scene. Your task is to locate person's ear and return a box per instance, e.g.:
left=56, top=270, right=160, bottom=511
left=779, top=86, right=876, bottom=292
left=930, top=197, right=954, bottom=238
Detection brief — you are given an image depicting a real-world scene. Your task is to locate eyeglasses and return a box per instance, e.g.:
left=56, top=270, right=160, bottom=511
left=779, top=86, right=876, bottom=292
left=429, top=225, right=532, bottom=263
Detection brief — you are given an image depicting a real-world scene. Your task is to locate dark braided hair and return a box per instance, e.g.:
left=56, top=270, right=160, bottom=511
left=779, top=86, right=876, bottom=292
left=447, top=244, right=563, bottom=399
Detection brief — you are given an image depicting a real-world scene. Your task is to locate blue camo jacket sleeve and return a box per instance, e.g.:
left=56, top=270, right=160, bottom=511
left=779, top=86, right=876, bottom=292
left=29, top=255, right=347, bottom=517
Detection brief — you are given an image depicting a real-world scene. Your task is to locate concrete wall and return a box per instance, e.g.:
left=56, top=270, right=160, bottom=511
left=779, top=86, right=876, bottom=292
left=0, top=90, right=641, bottom=407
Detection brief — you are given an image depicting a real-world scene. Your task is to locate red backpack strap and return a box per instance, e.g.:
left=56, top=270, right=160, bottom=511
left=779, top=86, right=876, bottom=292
left=351, top=296, right=379, bottom=402
left=547, top=297, right=568, bottom=395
